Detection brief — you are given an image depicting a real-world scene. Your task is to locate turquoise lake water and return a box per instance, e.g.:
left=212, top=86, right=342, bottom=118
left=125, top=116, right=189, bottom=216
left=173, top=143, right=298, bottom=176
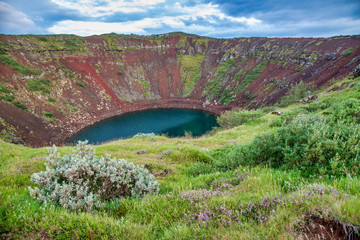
left=65, top=108, right=217, bottom=144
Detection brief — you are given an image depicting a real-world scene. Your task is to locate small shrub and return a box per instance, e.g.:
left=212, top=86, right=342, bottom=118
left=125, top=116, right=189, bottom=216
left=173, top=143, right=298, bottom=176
left=217, top=109, right=263, bottom=129
left=117, top=71, right=123, bottom=75
left=29, top=141, right=159, bottom=211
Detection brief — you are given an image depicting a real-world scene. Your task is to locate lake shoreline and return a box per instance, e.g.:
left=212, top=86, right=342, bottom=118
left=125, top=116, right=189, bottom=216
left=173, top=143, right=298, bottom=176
left=23, top=99, right=232, bottom=147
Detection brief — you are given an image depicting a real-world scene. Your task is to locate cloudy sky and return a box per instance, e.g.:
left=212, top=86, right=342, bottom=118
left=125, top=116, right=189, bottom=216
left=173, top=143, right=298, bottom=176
left=0, top=0, right=359, bottom=38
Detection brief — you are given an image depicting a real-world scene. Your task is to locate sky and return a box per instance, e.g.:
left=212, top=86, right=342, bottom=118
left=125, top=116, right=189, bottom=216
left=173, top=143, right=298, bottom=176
left=0, top=0, right=360, bottom=38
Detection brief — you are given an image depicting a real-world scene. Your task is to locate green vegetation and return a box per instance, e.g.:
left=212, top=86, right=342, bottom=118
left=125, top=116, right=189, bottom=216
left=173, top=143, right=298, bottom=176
left=245, top=100, right=257, bottom=109
left=277, top=81, right=314, bottom=107
left=76, top=81, right=86, bottom=88
left=244, top=91, right=256, bottom=100
left=0, top=42, right=12, bottom=54
left=64, top=39, right=84, bottom=50
left=47, top=97, right=56, bottom=103
left=63, top=101, right=78, bottom=113
left=177, top=53, right=204, bottom=97
left=26, top=78, right=51, bottom=94
left=218, top=86, right=235, bottom=105
left=0, top=54, right=41, bottom=75
left=64, top=68, right=75, bottom=79
left=43, top=111, right=54, bottom=119
left=203, top=57, right=237, bottom=99
left=30, top=141, right=159, bottom=211
left=0, top=84, right=14, bottom=103
left=235, top=60, right=268, bottom=95
left=0, top=84, right=28, bottom=111
left=12, top=101, right=28, bottom=111
left=342, top=48, right=353, bottom=57
left=217, top=109, right=263, bottom=129
left=1, top=76, right=360, bottom=239
left=262, top=82, right=275, bottom=92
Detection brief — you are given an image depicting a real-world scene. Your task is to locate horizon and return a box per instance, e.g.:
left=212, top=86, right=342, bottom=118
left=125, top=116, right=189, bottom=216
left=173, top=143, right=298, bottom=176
left=1, top=0, right=360, bottom=38
left=1, top=31, right=360, bottom=39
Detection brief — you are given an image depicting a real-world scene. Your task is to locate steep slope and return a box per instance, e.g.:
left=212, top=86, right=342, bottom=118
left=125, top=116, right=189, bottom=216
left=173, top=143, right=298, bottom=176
left=0, top=32, right=359, bottom=146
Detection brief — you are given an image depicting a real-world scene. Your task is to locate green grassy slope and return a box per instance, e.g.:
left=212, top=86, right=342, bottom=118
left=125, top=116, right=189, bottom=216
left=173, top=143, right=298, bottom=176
left=0, top=76, right=359, bottom=239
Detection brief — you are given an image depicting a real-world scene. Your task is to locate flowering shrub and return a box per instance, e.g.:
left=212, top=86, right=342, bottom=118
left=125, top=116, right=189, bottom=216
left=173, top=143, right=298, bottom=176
left=29, top=141, right=159, bottom=211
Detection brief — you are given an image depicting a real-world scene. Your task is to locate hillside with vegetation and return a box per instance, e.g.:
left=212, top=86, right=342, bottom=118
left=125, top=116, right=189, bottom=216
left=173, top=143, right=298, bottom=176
left=0, top=33, right=359, bottom=146
left=1, top=75, right=359, bottom=239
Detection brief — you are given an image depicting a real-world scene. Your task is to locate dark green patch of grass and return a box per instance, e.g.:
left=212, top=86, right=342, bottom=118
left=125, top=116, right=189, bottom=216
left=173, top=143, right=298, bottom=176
left=0, top=54, right=41, bottom=76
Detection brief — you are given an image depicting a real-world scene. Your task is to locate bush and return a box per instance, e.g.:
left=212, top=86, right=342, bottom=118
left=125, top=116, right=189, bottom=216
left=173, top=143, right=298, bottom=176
left=328, top=98, right=360, bottom=123
left=277, top=81, right=314, bottom=107
left=217, top=109, right=263, bottom=129
left=226, top=114, right=360, bottom=177
left=29, top=141, right=159, bottom=211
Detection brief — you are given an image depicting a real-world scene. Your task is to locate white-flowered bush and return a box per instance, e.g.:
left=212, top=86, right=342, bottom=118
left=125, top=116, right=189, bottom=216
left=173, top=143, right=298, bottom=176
left=29, top=141, right=159, bottom=211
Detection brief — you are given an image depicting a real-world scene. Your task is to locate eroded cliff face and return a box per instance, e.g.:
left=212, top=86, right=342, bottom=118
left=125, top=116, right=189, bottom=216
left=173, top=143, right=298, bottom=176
left=0, top=32, right=359, bottom=146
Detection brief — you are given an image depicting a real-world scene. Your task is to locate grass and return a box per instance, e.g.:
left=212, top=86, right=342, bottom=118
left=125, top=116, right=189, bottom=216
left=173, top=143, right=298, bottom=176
left=203, top=57, right=237, bottom=99
left=0, top=84, right=28, bottom=110
left=0, top=54, right=41, bottom=76
left=177, top=53, right=204, bottom=97
left=235, top=60, right=268, bottom=95
left=1, top=76, right=360, bottom=239
left=26, top=78, right=51, bottom=94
